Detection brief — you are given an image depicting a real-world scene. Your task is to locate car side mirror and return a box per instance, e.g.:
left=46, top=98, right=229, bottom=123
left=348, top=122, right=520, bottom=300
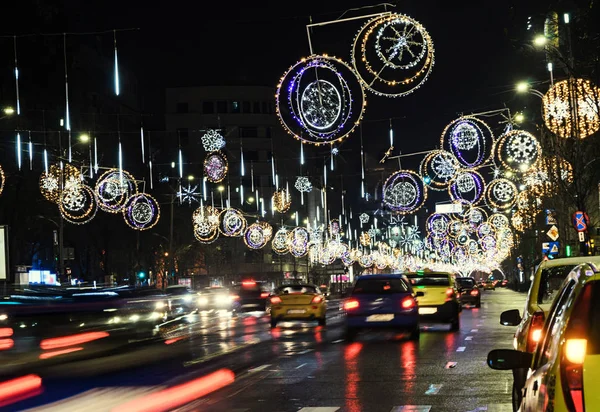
left=487, top=349, right=533, bottom=370
left=500, top=309, right=521, bottom=326
left=415, top=291, right=425, bottom=297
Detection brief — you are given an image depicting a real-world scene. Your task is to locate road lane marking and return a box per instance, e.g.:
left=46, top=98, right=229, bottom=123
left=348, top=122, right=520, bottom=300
left=456, top=346, right=466, bottom=352
left=295, top=363, right=307, bottom=369
left=248, top=364, right=271, bottom=373
left=471, top=329, right=478, bottom=332
left=298, top=408, right=340, bottom=412
left=445, top=362, right=457, bottom=369
left=297, top=349, right=314, bottom=355
left=390, top=407, right=432, bottom=412
left=332, top=339, right=344, bottom=344
left=465, top=336, right=473, bottom=341
left=424, top=384, right=443, bottom=395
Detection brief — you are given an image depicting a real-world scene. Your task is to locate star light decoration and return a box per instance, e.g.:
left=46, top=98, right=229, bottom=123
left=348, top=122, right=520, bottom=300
left=275, top=54, right=366, bottom=145
left=351, top=13, right=435, bottom=97
left=177, top=183, right=202, bottom=206
left=294, top=176, right=312, bottom=193
left=359, top=213, right=370, bottom=224
left=542, top=78, right=600, bottom=139
left=201, top=129, right=226, bottom=152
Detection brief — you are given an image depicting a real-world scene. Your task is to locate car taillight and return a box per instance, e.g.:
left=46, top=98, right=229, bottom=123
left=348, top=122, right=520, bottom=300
left=401, top=296, right=416, bottom=309
left=311, top=295, right=324, bottom=304
left=270, top=296, right=282, bottom=305
left=231, top=295, right=240, bottom=301
left=445, top=288, right=455, bottom=301
left=260, top=292, right=270, bottom=299
left=344, top=299, right=359, bottom=310
left=470, top=289, right=479, bottom=296
left=526, top=311, right=545, bottom=353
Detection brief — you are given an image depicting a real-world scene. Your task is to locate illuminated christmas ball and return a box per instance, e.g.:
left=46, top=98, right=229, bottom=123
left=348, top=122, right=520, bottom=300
left=39, top=163, right=80, bottom=203
left=204, top=151, right=228, bottom=183
left=441, top=116, right=494, bottom=168
left=382, top=170, right=427, bottom=214
left=123, top=193, right=161, bottom=231
left=494, top=130, right=541, bottom=174
left=95, top=169, right=138, bottom=213
left=272, top=188, right=291, bottom=213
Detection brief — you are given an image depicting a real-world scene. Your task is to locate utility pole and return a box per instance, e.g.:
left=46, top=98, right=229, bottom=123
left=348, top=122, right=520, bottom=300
left=58, top=132, right=65, bottom=282
left=169, top=193, right=175, bottom=285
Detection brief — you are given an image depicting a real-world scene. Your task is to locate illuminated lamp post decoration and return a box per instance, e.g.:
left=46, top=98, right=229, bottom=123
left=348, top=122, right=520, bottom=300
left=419, top=150, right=459, bottom=191
left=382, top=170, right=427, bottom=214
left=542, top=78, right=600, bottom=139
left=351, top=13, right=435, bottom=97
left=59, top=184, right=98, bottom=225
left=448, top=170, right=485, bottom=205
left=204, top=151, right=228, bottom=183
left=494, top=130, right=541, bottom=174
left=218, top=208, right=247, bottom=237
left=484, top=178, right=517, bottom=210
left=123, top=193, right=160, bottom=231
left=271, top=227, right=290, bottom=255
left=272, top=188, right=292, bottom=213
left=441, top=116, right=494, bottom=169
left=275, top=55, right=366, bottom=145
left=94, top=168, right=138, bottom=213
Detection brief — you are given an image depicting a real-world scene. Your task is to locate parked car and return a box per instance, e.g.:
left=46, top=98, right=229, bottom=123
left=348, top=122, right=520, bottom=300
left=488, top=260, right=600, bottom=411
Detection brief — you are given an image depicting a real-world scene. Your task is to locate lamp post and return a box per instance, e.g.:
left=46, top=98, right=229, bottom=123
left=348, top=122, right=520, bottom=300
left=36, top=215, right=64, bottom=281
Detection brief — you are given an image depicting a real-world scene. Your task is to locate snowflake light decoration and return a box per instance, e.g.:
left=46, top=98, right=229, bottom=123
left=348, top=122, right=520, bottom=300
left=495, top=130, right=541, bottom=173
left=419, top=150, right=459, bottom=190
left=359, top=213, right=370, bottom=224
left=40, top=163, right=80, bottom=204
left=201, top=129, right=226, bottom=152
left=204, top=151, right=228, bottom=183
left=382, top=170, right=426, bottom=214
left=485, top=178, right=517, bottom=210
left=177, top=183, right=201, bottom=206
left=295, top=176, right=312, bottom=193
left=59, top=184, right=98, bottom=225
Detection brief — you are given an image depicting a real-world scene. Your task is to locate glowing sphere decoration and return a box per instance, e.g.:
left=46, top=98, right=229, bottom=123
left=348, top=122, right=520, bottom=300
left=218, top=208, right=247, bottom=237
left=419, top=150, right=459, bottom=190
left=494, top=130, right=541, bottom=174
left=351, top=13, right=435, bottom=97
left=485, top=178, right=517, bottom=210
left=272, top=228, right=290, bottom=255
left=95, top=169, right=138, bottom=213
left=272, top=188, right=292, bottom=213
left=204, top=151, right=228, bottom=183
left=275, top=55, right=366, bottom=145
left=123, top=193, right=160, bottom=231
left=542, top=78, right=600, bottom=139
left=288, top=227, right=310, bottom=257
left=360, top=232, right=372, bottom=246
left=426, top=213, right=450, bottom=239
left=40, top=163, right=80, bottom=203
left=382, top=170, right=426, bottom=214
left=489, top=213, right=510, bottom=230
left=59, top=184, right=98, bottom=225
left=448, top=170, right=485, bottom=205
left=244, top=222, right=270, bottom=250
left=441, top=116, right=493, bottom=168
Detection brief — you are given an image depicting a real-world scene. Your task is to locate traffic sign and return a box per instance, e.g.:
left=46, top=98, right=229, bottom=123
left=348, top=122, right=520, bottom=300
left=545, top=209, right=557, bottom=225
left=573, top=211, right=589, bottom=232
left=542, top=241, right=560, bottom=256
left=546, top=225, right=559, bottom=241
left=579, top=231, right=586, bottom=242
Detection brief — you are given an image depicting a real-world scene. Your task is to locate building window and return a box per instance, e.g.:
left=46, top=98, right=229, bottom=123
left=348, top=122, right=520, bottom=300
left=232, top=101, right=240, bottom=113
left=240, top=127, right=258, bottom=138
left=242, top=101, right=251, bottom=113
left=176, top=102, right=188, bottom=113
left=216, top=101, right=228, bottom=113
left=177, top=128, right=189, bottom=145
left=262, top=102, right=268, bottom=114
left=253, top=102, right=261, bottom=113
left=202, top=101, right=214, bottom=114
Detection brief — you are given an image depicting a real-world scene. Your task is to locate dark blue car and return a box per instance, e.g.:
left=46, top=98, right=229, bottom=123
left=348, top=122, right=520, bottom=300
left=343, top=274, right=421, bottom=341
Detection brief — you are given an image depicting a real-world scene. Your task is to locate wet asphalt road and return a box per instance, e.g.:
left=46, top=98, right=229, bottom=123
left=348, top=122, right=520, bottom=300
left=11, top=288, right=524, bottom=412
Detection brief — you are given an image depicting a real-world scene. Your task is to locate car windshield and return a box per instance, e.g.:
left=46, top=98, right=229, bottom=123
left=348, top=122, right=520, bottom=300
left=352, top=278, right=408, bottom=294
left=406, top=273, right=451, bottom=286
left=456, top=278, right=475, bottom=288
left=538, top=265, right=576, bottom=304
left=277, top=285, right=318, bottom=294
left=167, top=287, right=192, bottom=295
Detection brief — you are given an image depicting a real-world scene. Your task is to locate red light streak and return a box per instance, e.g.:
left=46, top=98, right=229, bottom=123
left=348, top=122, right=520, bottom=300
left=39, top=347, right=83, bottom=360
left=0, top=374, right=43, bottom=408
left=165, top=337, right=184, bottom=345
left=0, top=339, right=13, bottom=351
left=40, top=331, right=109, bottom=350
left=0, top=328, right=13, bottom=338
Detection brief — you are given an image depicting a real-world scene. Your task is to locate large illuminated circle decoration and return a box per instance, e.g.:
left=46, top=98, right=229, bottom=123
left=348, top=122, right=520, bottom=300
left=419, top=150, right=459, bottom=190
left=95, top=169, right=138, bottom=213
left=426, top=213, right=450, bottom=239
left=272, top=188, right=291, bottom=213
left=275, top=55, right=366, bottom=145
left=244, top=222, right=269, bottom=250
left=542, top=78, right=600, bottom=139
left=59, top=184, right=98, bottom=225
left=271, top=228, right=289, bottom=255
left=203, top=151, right=228, bottom=183
left=488, top=213, right=510, bottom=231
left=123, top=193, right=160, bottom=230
left=485, top=178, right=517, bottom=210
left=441, top=116, right=493, bottom=168
left=494, top=130, right=541, bottom=174
left=192, top=206, right=219, bottom=243
left=288, top=227, right=310, bottom=257
left=448, top=170, right=485, bottom=205
left=351, top=13, right=434, bottom=97
left=218, top=208, right=247, bottom=237
left=382, top=170, right=426, bottom=214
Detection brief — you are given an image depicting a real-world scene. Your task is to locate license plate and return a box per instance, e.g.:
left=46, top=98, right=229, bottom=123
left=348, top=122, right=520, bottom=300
left=366, top=314, right=394, bottom=322
left=419, top=307, right=437, bottom=315
left=287, top=309, right=306, bottom=314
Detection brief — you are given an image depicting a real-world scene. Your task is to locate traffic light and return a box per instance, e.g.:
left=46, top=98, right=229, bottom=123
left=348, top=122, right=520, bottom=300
left=138, top=271, right=145, bottom=279
left=565, top=245, right=571, bottom=257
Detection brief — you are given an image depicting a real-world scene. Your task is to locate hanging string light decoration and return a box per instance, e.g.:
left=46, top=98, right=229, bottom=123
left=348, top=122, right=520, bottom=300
left=275, top=55, right=366, bottom=145
left=244, top=222, right=270, bottom=250
left=351, top=13, right=435, bottom=97
left=485, top=178, right=518, bottom=210
left=542, top=78, right=600, bottom=139
left=39, top=163, right=80, bottom=203
left=94, top=169, right=138, bottom=213
left=523, top=155, right=574, bottom=196
left=272, top=227, right=290, bottom=255
left=201, top=129, right=226, bottom=152
left=448, top=170, right=485, bottom=205
left=272, top=188, right=292, bottom=213
left=59, top=184, right=98, bottom=225
left=382, top=170, right=427, bottom=214
left=204, top=151, right=228, bottom=183
left=441, top=116, right=494, bottom=168
left=511, top=210, right=532, bottom=233
left=123, top=193, right=161, bottom=231
left=218, top=208, right=247, bottom=237
left=419, top=150, right=459, bottom=190
left=494, top=130, right=541, bottom=173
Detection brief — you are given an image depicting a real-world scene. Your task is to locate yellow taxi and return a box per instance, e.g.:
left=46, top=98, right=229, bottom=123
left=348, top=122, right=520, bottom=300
left=405, top=270, right=461, bottom=331
left=488, top=261, right=600, bottom=411
left=269, top=284, right=326, bottom=328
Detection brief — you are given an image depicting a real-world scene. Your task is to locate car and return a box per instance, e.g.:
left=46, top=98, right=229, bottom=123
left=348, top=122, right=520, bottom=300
left=482, top=279, right=496, bottom=290
left=456, top=276, right=481, bottom=308
left=165, top=285, right=198, bottom=315
left=343, top=274, right=421, bottom=341
left=498, top=255, right=600, bottom=410
left=196, top=287, right=234, bottom=311
left=405, top=270, right=461, bottom=331
left=231, top=280, right=270, bottom=313
left=269, top=284, right=326, bottom=328
left=488, top=261, right=600, bottom=411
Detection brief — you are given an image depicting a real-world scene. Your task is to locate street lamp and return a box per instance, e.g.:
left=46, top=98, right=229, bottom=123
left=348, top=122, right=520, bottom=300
left=533, top=35, right=548, bottom=47
left=217, top=185, right=225, bottom=192
left=187, top=175, right=194, bottom=181
left=3, top=107, right=14, bottom=116
left=515, top=82, right=545, bottom=99
left=514, top=113, right=525, bottom=123
left=79, top=133, right=90, bottom=143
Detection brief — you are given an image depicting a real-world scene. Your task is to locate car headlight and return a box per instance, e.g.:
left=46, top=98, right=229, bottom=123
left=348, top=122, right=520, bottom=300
left=183, top=295, right=193, bottom=303
left=155, top=301, right=166, bottom=309
left=214, top=295, right=230, bottom=304
left=197, top=296, right=209, bottom=306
